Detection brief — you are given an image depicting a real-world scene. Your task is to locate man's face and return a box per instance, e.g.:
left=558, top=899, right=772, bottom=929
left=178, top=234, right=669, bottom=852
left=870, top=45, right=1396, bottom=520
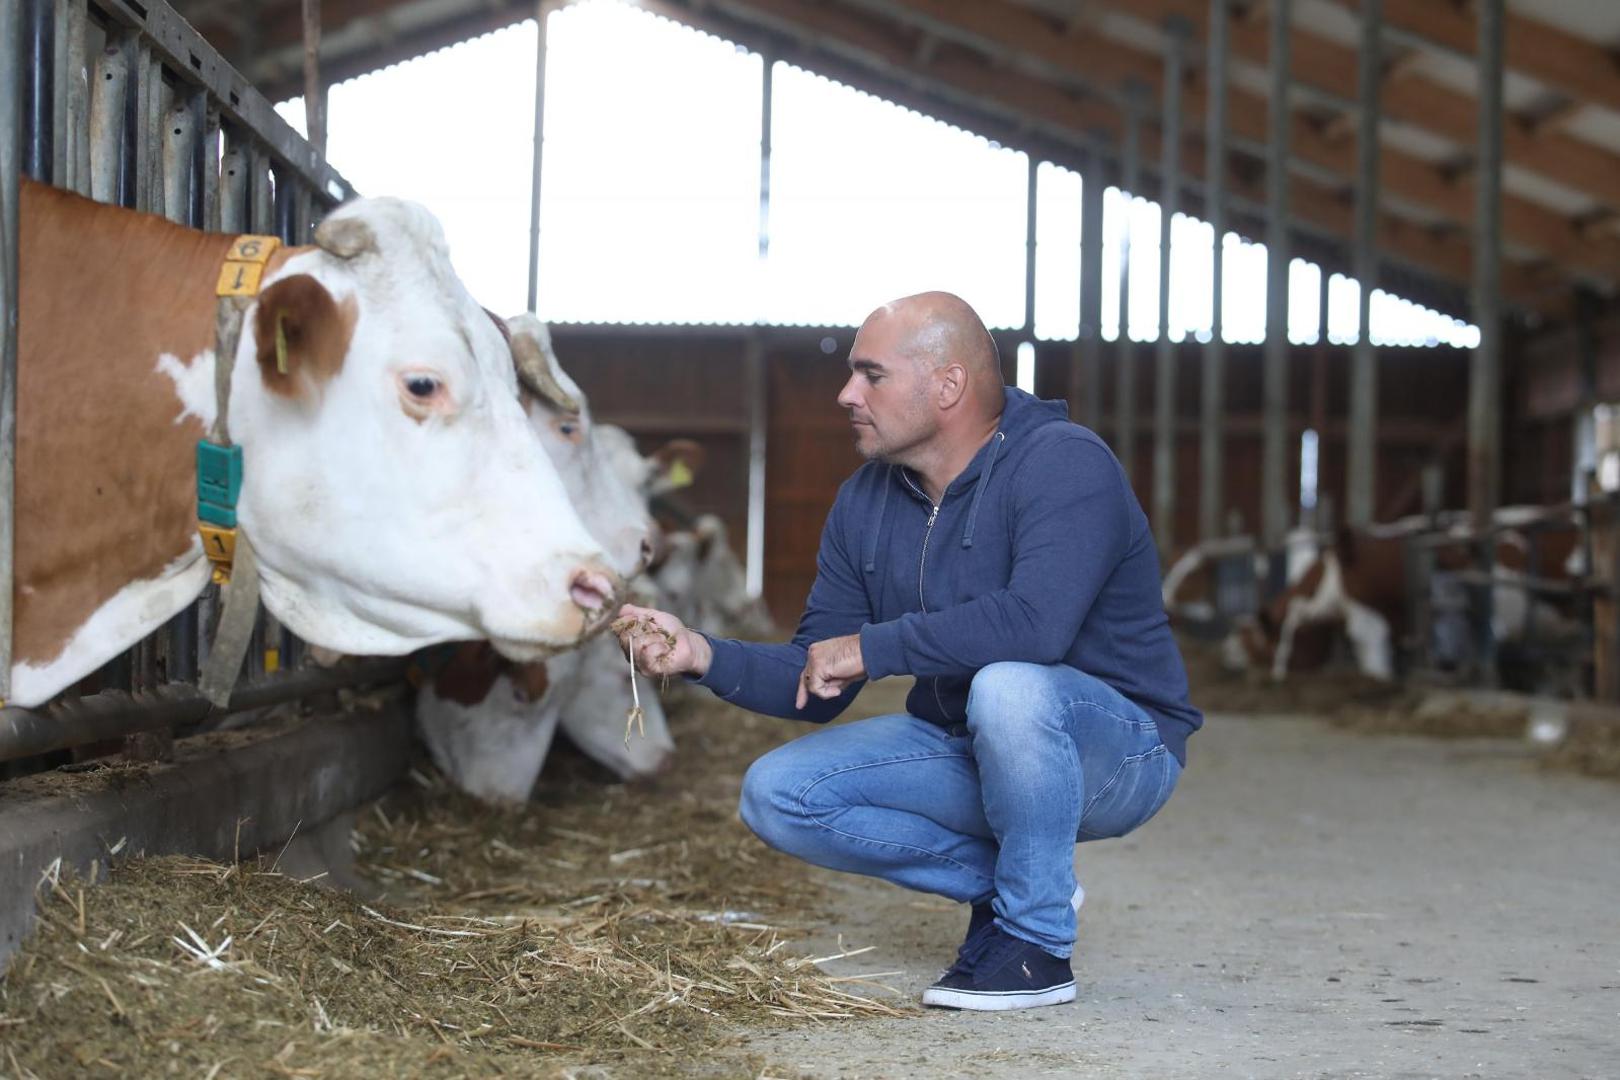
left=837, top=315, right=938, bottom=464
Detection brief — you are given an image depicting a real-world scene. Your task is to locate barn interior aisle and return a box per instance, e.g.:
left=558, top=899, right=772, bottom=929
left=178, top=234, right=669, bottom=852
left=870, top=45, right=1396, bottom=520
left=8, top=0, right=1620, bottom=1075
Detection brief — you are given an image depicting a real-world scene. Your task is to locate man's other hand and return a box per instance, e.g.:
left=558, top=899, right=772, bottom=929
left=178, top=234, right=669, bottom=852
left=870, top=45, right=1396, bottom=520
left=614, top=604, right=713, bottom=678
left=796, top=633, right=866, bottom=709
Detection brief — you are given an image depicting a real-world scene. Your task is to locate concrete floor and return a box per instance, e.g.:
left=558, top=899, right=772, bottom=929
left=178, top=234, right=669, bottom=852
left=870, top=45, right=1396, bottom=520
left=738, top=706, right=1620, bottom=1079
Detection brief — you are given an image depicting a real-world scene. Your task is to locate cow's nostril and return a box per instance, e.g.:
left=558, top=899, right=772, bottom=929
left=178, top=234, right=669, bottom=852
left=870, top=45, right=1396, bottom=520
left=569, top=567, right=618, bottom=614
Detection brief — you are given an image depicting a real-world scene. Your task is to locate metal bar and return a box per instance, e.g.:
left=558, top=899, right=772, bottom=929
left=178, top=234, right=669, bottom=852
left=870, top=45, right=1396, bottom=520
left=129, top=40, right=157, bottom=211
left=63, top=0, right=90, bottom=196
left=1262, top=0, right=1293, bottom=549
left=1347, top=0, right=1381, bottom=528
left=745, top=333, right=767, bottom=599
left=1077, top=147, right=1103, bottom=430
left=745, top=52, right=773, bottom=598
left=1023, top=154, right=1038, bottom=337
left=22, top=0, right=53, bottom=182
left=50, top=0, right=69, bottom=184
left=1469, top=0, right=1504, bottom=529
left=219, top=128, right=248, bottom=232
left=0, top=0, right=20, bottom=704
left=1201, top=0, right=1229, bottom=542
left=301, top=0, right=325, bottom=158
left=273, top=162, right=295, bottom=241
left=249, top=146, right=272, bottom=233
left=526, top=0, right=553, bottom=314
left=1116, top=81, right=1145, bottom=480
left=94, top=0, right=353, bottom=207
left=88, top=32, right=130, bottom=205
left=1153, top=18, right=1189, bottom=563
left=759, top=50, right=773, bottom=276
left=0, top=657, right=408, bottom=768
left=1469, top=0, right=1504, bottom=685
left=161, top=92, right=195, bottom=223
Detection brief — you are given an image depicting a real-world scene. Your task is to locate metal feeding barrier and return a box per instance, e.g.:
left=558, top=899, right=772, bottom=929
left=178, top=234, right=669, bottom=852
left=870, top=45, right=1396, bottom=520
left=1399, top=501, right=1618, bottom=698
left=0, top=0, right=405, bottom=767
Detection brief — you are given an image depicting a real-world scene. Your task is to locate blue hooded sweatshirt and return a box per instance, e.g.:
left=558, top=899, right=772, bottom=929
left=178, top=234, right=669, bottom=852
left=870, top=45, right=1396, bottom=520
left=696, top=386, right=1203, bottom=764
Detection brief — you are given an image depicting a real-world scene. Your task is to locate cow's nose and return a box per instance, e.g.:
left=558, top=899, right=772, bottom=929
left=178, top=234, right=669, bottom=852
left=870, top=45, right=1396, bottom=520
left=569, top=564, right=621, bottom=617
left=638, top=535, right=655, bottom=569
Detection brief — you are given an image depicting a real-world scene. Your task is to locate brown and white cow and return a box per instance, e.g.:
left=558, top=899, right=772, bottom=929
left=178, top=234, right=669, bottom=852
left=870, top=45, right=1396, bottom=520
left=1229, top=514, right=1579, bottom=683
left=9, top=181, right=620, bottom=707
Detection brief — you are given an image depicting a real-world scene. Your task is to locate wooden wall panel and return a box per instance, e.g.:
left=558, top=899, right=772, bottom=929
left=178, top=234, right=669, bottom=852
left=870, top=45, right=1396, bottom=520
left=542, top=325, right=1488, bottom=631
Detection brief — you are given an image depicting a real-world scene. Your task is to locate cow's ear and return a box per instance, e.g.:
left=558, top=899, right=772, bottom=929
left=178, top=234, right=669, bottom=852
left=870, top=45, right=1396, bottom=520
left=431, top=641, right=504, bottom=706
left=254, top=274, right=354, bottom=397
left=649, top=439, right=705, bottom=493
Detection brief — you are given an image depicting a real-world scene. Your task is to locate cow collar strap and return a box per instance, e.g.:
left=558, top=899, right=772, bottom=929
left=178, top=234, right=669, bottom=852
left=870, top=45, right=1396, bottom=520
left=196, top=234, right=280, bottom=708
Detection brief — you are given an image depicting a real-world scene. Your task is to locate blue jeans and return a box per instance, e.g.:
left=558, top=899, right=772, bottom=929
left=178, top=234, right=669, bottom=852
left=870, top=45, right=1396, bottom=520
left=739, top=662, right=1181, bottom=957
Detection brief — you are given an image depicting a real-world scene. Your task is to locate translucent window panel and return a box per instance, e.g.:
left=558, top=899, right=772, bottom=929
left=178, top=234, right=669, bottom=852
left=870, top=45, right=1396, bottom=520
left=538, top=3, right=762, bottom=323
left=1288, top=259, right=1322, bottom=345
left=765, top=64, right=1028, bottom=328
left=1221, top=234, right=1266, bottom=345
left=1033, top=162, right=1082, bottom=341
left=278, top=24, right=547, bottom=317
left=1169, top=215, right=1214, bottom=344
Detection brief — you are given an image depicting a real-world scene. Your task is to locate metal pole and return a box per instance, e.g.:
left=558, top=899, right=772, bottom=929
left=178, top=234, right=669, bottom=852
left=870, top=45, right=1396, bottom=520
left=0, top=0, right=21, bottom=703
left=1154, top=18, right=1190, bottom=563
left=22, top=0, right=52, bottom=183
left=1076, top=147, right=1103, bottom=430
left=301, top=0, right=325, bottom=157
left=745, top=54, right=773, bottom=600
left=88, top=34, right=129, bottom=205
left=1469, top=0, right=1504, bottom=687
left=1469, top=0, right=1503, bottom=529
left=1262, top=0, right=1293, bottom=549
left=62, top=0, right=89, bottom=196
left=526, top=1, right=554, bottom=315
left=745, top=333, right=767, bottom=600
left=1347, top=0, right=1381, bottom=528
left=1116, top=82, right=1145, bottom=482
left=1023, top=154, right=1038, bottom=341
left=1201, top=0, right=1229, bottom=542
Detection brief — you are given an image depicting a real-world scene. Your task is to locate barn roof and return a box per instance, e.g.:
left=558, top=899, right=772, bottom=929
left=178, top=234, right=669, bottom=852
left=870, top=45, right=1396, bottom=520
left=171, top=0, right=1620, bottom=317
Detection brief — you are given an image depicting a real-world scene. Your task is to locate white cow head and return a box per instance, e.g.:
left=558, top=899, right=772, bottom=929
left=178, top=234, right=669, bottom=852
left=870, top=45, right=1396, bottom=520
left=229, top=200, right=619, bottom=662
left=653, top=514, right=775, bottom=641
left=504, top=314, right=656, bottom=580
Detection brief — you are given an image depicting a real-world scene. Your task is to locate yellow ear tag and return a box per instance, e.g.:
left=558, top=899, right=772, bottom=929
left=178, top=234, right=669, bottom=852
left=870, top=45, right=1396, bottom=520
left=668, top=459, right=694, bottom=490
left=274, top=312, right=289, bottom=375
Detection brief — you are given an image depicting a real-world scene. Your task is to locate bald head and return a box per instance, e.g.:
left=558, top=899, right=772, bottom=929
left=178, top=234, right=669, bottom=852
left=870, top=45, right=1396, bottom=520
left=866, top=291, right=1003, bottom=412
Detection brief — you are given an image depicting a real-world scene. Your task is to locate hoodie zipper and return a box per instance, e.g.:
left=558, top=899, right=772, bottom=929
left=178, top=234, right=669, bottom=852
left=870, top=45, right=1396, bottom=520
left=910, top=481, right=952, bottom=721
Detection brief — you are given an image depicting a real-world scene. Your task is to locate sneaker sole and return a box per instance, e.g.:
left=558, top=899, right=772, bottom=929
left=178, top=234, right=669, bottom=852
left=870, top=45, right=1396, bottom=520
left=921, top=980, right=1076, bottom=1011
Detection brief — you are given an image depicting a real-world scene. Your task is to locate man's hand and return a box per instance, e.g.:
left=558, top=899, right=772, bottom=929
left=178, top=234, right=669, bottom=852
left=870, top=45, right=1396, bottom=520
left=613, top=604, right=713, bottom=678
left=796, top=633, right=866, bottom=709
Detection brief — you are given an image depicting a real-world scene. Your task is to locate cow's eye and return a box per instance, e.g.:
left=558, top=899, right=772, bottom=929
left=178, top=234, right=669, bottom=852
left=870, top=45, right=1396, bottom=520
left=559, top=422, right=577, bottom=437
left=405, top=375, right=439, bottom=399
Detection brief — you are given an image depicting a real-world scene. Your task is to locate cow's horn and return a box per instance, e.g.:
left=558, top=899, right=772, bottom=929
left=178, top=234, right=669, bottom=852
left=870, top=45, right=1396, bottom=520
left=510, top=330, right=580, bottom=414
left=314, top=216, right=376, bottom=259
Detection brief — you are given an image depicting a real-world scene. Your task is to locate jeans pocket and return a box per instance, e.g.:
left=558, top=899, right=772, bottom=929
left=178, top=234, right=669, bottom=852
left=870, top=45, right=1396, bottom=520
left=1077, top=746, right=1178, bottom=841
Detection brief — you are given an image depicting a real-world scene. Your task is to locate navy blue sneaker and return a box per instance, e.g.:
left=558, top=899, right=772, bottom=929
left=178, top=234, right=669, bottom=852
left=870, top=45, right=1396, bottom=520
left=923, top=925, right=1076, bottom=1011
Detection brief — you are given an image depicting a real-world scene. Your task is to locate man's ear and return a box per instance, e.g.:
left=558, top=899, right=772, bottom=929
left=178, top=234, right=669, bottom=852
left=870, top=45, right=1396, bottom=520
left=936, top=362, right=967, bottom=408
left=254, top=274, right=355, bottom=397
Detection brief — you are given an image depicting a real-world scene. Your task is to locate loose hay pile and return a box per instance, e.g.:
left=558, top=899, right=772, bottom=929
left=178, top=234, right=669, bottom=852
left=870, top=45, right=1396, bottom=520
left=0, top=692, right=915, bottom=1078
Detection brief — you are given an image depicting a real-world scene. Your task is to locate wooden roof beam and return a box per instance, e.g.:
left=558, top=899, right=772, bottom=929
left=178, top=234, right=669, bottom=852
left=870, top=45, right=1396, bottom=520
left=1331, top=0, right=1620, bottom=117
left=684, top=0, right=1552, bottom=305
left=868, top=0, right=1620, bottom=285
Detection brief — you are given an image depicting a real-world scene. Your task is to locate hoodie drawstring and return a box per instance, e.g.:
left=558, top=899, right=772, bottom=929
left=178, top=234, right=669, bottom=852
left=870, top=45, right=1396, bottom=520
left=961, top=431, right=1005, bottom=550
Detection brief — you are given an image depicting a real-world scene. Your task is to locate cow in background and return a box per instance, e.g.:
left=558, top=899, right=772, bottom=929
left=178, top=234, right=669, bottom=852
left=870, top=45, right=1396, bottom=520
left=415, top=318, right=700, bottom=801
left=652, top=514, right=776, bottom=642
left=1228, top=512, right=1580, bottom=685
left=10, top=181, right=619, bottom=708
